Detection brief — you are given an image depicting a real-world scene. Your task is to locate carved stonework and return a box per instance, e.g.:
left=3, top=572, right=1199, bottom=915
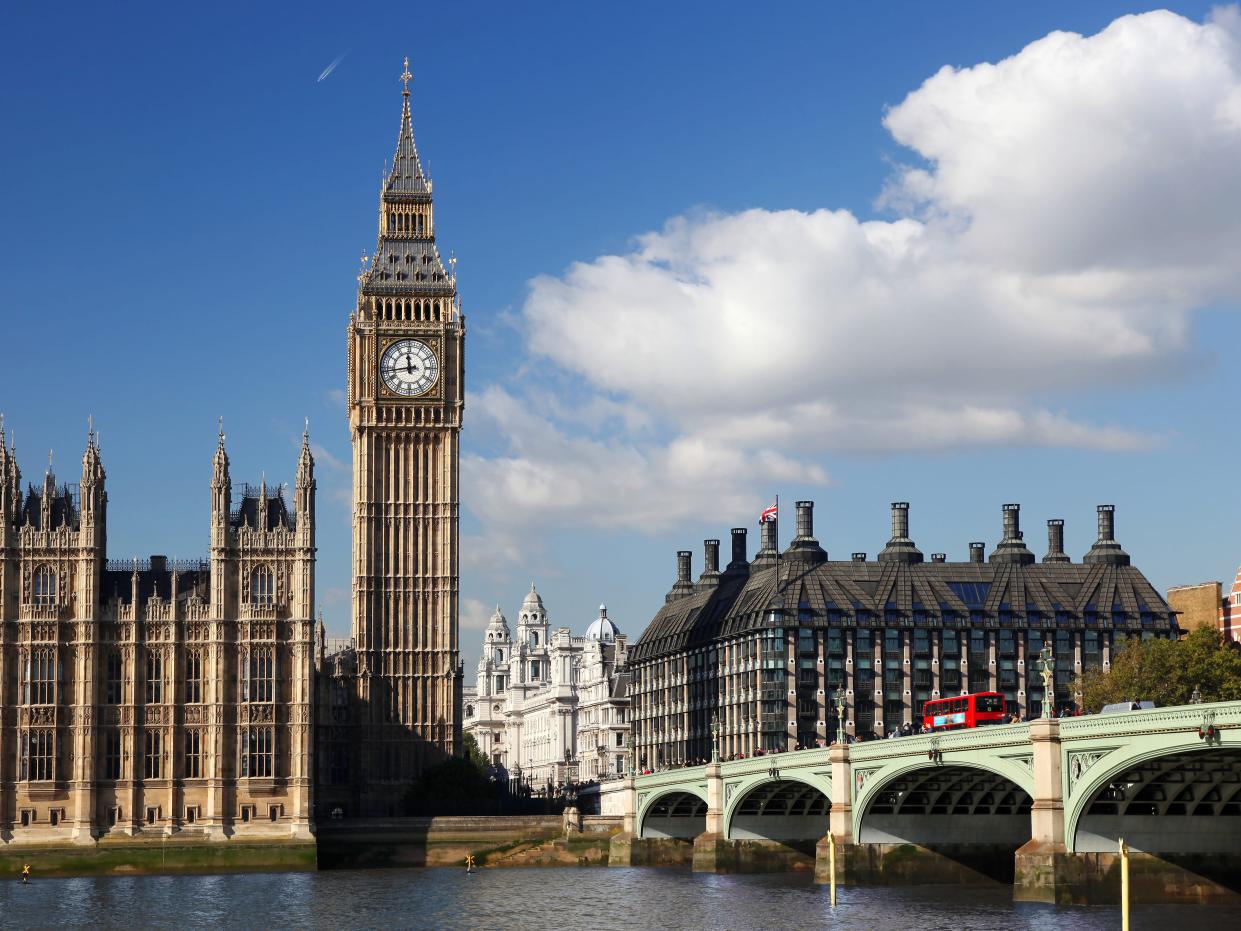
left=1067, top=749, right=1113, bottom=790
left=855, top=768, right=879, bottom=793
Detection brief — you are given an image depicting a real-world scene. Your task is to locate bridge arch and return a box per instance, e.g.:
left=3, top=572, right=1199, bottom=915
left=637, top=786, right=708, bottom=839
left=723, top=772, right=832, bottom=841
left=854, top=759, right=1034, bottom=847
left=1066, top=740, right=1241, bottom=853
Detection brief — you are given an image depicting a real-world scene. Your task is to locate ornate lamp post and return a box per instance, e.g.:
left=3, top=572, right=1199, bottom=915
left=710, top=714, right=721, bottom=763
left=1038, top=643, right=1055, bottom=719
left=834, top=691, right=847, bottom=745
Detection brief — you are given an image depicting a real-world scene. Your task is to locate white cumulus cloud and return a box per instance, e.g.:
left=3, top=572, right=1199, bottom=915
left=464, top=7, right=1241, bottom=552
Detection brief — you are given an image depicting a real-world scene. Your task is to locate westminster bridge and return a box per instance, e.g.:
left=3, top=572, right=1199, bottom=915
left=609, top=701, right=1241, bottom=903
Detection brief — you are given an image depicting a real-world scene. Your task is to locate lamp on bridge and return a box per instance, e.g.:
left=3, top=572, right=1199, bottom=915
left=710, top=714, right=721, bottom=763
left=834, top=691, right=847, bottom=745
left=1038, top=643, right=1055, bottom=719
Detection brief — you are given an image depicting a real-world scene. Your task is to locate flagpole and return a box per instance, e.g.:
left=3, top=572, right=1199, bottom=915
left=775, top=492, right=780, bottom=590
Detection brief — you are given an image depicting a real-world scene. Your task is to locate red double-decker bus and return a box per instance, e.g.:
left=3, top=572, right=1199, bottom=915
left=922, top=692, right=1006, bottom=730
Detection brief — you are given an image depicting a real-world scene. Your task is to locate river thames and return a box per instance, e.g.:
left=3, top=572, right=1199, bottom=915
left=2, top=868, right=1239, bottom=930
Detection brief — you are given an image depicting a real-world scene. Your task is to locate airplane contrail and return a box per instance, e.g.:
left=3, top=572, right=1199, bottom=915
left=318, top=51, right=347, bottom=82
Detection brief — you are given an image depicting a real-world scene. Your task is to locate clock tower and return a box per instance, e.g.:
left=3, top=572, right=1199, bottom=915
left=347, top=59, right=464, bottom=810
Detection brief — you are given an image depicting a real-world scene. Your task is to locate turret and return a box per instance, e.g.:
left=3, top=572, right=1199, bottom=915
left=725, top=528, right=749, bottom=574
left=988, top=503, right=1035, bottom=565
left=295, top=420, right=316, bottom=545
left=1043, top=519, right=1070, bottom=563
left=211, top=420, right=231, bottom=547
left=695, top=539, right=722, bottom=592
left=878, top=502, right=923, bottom=564
left=666, top=550, right=696, bottom=602
left=79, top=419, right=106, bottom=546
left=784, top=500, right=827, bottom=566
left=0, top=416, right=15, bottom=538
left=1083, top=505, right=1130, bottom=566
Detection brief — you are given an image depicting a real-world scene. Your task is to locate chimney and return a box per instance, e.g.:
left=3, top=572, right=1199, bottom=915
left=1043, top=519, right=1070, bottom=563
left=1083, top=505, right=1130, bottom=566
left=727, top=527, right=749, bottom=571
left=696, top=539, right=722, bottom=591
left=931, top=553, right=946, bottom=563
left=796, top=500, right=814, bottom=539
left=878, top=501, right=923, bottom=564
left=751, top=515, right=779, bottom=569
left=891, top=501, right=909, bottom=540
left=1097, top=505, right=1115, bottom=543
left=666, top=550, right=697, bottom=602
left=852, top=552, right=867, bottom=562
left=1002, top=503, right=1022, bottom=542
left=703, top=539, right=719, bottom=574
left=969, top=542, right=985, bottom=564
left=786, top=500, right=827, bottom=565
left=989, top=504, right=1034, bottom=565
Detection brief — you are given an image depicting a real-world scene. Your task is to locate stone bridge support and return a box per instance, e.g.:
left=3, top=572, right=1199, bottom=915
left=814, top=744, right=853, bottom=884
left=1014, top=718, right=1070, bottom=901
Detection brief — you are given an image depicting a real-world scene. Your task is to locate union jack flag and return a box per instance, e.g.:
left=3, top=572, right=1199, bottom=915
left=759, top=503, right=778, bottom=524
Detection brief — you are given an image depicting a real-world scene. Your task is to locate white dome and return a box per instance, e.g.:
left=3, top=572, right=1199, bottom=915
left=585, top=604, right=620, bottom=642
left=485, top=605, right=510, bottom=641
left=521, top=581, right=544, bottom=610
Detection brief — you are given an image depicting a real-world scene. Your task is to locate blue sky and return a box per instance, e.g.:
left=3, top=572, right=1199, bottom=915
left=3, top=2, right=1240, bottom=672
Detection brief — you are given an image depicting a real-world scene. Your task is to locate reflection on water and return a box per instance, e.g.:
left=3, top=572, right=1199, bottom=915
left=2, top=867, right=1239, bottom=930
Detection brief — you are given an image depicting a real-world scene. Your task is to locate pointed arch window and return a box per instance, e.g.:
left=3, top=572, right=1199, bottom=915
left=250, top=565, right=275, bottom=607
left=33, top=565, right=57, bottom=606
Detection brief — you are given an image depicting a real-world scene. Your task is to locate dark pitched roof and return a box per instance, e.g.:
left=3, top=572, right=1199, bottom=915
left=230, top=486, right=293, bottom=531
left=630, top=555, right=1176, bottom=663
left=19, top=483, right=78, bottom=531
left=102, top=559, right=210, bottom=606
left=362, top=237, right=452, bottom=296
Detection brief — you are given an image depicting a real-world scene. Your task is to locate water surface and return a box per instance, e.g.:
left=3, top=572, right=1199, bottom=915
left=2, top=867, right=1238, bottom=930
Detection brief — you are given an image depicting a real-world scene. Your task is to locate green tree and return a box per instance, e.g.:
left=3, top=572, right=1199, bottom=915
left=461, top=731, right=489, bottom=773
left=1078, top=627, right=1241, bottom=711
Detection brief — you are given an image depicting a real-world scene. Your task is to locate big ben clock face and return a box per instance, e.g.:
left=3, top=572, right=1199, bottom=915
left=380, top=339, right=439, bottom=397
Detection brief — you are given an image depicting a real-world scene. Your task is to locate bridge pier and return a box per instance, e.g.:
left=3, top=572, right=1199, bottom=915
left=1015, top=717, right=1070, bottom=902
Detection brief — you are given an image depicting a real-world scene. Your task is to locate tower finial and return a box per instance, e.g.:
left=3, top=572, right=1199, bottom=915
left=218, top=416, right=225, bottom=446
left=303, top=417, right=310, bottom=443
left=47, top=448, right=53, bottom=474
left=401, top=56, right=412, bottom=96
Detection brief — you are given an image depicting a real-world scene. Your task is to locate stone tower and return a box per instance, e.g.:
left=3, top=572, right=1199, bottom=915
left=347, top=59, right=464, bottom=810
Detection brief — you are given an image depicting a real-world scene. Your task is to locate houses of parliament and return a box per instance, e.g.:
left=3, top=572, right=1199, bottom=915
left=0, top=62, right=463, bottom=845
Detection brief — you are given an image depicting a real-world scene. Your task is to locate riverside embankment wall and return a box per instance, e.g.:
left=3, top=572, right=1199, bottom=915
left=317, top=815, right=622, bottom=870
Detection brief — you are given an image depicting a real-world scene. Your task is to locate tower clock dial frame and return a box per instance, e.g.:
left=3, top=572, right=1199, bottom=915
left=378, top=336, right=442, bottom=400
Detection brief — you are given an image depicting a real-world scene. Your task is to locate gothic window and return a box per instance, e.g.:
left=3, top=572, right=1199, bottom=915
left=103, top=730, right=122, bottom=780
left=145, top=731, right=162, bottom=779
left=244, top=648, right=275, bottom=703
left=250, top=566, right=275, bottom=607
left=20, top=729, right=55, bottom=781
left=185, top=650, right=203, bottom=703
left=105, top=649, right=123, bottom=704
left=146, top=652, right=163, bottom=704
left=184, top=729, right=202, bottom=779
left=33, top=564, right=57, bottom=606
left=241, top=726, right=275, bottom=778
left=23, top=648, right=56, bottom=704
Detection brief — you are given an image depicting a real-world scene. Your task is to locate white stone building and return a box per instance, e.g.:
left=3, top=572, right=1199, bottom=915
left=463, top=585, right=630, bottom=789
